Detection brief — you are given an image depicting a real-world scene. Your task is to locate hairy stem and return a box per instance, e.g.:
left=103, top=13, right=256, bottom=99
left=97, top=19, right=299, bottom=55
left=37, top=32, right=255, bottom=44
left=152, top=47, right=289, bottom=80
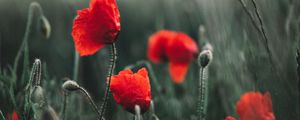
left=197, top=67, right=208, bottom=120
left=100, top=43, right=117, bottom=119
left=79, top=87, right=102, bottom=120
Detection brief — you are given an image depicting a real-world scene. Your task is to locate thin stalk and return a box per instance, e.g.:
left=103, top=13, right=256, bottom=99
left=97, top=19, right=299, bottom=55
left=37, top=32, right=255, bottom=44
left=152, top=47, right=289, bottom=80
left=296, top=48, right=300, bottom=119
left=73, top=52, right=80, bottom=81
left=250, top=0, right=273, bottom=65
left=134, top=105, right=141, bottom=120
left=197, top=67, right=207, bottom=120
left=79, top=87, right=103, bottom=120
left=72, top=52, right=81, bottom=119
left=100, top=43, right=117, bottom=119
left=237, top=0, right=261, bottom=33
left=61, top=91, right=68, bottom=120
left=0, top=109, right=5, bottom=120
left=13, top=2, right=44, bottom=84
left=149, top=101, right=159, bottom=120
left=238, top=0, right=276, bottom=77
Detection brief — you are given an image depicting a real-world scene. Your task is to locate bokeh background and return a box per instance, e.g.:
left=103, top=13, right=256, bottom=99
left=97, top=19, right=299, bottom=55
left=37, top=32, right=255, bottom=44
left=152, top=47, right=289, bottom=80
left=1, top=0, right=300, bottom=120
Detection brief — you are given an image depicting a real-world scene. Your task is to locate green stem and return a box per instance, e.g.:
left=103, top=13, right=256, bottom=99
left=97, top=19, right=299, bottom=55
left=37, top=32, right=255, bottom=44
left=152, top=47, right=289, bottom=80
left=0, top=109, right=5, bottom=120
left=79, top=87, right=103, bottom=120
left=73, top=52, right=80, bottom=81
left=100, top=43, right=117, bottom=119
left=134, top=105, right=141, bottom=120
left=61, top=91, right=68, bottom=120
left=197, top=67, right=207, bottom=120
left=13, top=2, right=44, bottom=84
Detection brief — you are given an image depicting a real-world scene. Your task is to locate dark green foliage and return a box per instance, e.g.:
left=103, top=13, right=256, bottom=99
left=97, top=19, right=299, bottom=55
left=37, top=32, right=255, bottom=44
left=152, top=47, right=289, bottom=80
left=1, top=0, right=300, bottom=120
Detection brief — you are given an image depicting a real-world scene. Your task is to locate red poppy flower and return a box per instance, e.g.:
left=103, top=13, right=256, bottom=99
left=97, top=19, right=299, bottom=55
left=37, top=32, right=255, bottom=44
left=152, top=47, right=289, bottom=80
left=7, top=111, right=18, bottom=120
left=147, top=30, right=176, bottom=63
left=236, top=92, right=275, bottom=120
left=147, top=30, right=199, bottom=84
left=110, top=68, right=152, bottom=114
left=166, top=32, right=198, bottom=83
left=72, top=0, right=120, bottom=56
left=225, top=116, right=236, bottom=120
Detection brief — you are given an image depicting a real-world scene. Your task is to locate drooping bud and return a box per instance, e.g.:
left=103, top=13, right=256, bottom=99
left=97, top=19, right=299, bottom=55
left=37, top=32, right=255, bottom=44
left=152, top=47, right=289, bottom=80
left=197, top=50, right=213, bottom=68
left=40, top=15, right=51, bottom=39
left=62, top=80, right=80, bottom=91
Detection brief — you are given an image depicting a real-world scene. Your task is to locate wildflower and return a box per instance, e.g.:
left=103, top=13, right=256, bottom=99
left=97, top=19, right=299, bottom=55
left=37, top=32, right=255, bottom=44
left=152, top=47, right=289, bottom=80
left=236, top=92, right=275, bottom=120
left=225, top=116, right=236, bottom=120
left=147, top=30, right=176, bottom=63
left=147, top=30, right=199, bottom=84
left=7, top=111, right=18, bottom=120
left=72, top=0, right=120, bottom=56
left=110, top=68, right=151, bottom=114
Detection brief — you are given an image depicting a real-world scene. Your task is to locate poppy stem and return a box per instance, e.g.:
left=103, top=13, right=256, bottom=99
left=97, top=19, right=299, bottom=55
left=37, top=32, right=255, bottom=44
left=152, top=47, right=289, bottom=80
left=61, top=91, right=68, bottom=120
left=149, top=101, right=159, bottom=120
left=197, top=67, right=207, bottom=120
left=100, top=43, right=117, bottom=119
left=79, top=87, right=103, bottom=120
left=73, top=52, right=80, bottom=81
left=134, top=105, right=142, bottom=120
left=197, top=50, right=212, bottom=120
left=0, top=109, right=5, bottom=120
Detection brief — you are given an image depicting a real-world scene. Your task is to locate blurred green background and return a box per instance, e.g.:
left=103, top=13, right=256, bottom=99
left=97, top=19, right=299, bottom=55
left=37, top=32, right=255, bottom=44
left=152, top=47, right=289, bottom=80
left=1, top=0, right=300, bottom=120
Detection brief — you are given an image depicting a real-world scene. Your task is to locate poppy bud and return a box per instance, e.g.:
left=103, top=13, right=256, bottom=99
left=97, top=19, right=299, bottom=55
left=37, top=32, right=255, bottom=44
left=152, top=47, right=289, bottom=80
left=31, top=86, right=45, bottom=104
left=198, top=50, right=213, bottom=68
left=62, top=80, right=80, bottom=91
left=39, top=15, right=51, bottom=39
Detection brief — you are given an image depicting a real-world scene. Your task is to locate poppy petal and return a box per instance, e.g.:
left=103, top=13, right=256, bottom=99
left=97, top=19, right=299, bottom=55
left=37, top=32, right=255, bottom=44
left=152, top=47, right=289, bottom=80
left=169, top=62, right=189, bottom=84
left=224, top=116, right=236, bottom=120
left=110, top=68, right=151, bottom=114
left=137, top=68, right=148, bottom=78
left=72, top=0, right=120, bottom=56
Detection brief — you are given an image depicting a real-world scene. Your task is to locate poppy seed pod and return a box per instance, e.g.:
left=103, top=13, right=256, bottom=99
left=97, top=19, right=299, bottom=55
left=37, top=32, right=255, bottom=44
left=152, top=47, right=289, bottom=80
left=62, top=80, right=80, bottom=91
left=198, top=50, right=213, bottom=68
